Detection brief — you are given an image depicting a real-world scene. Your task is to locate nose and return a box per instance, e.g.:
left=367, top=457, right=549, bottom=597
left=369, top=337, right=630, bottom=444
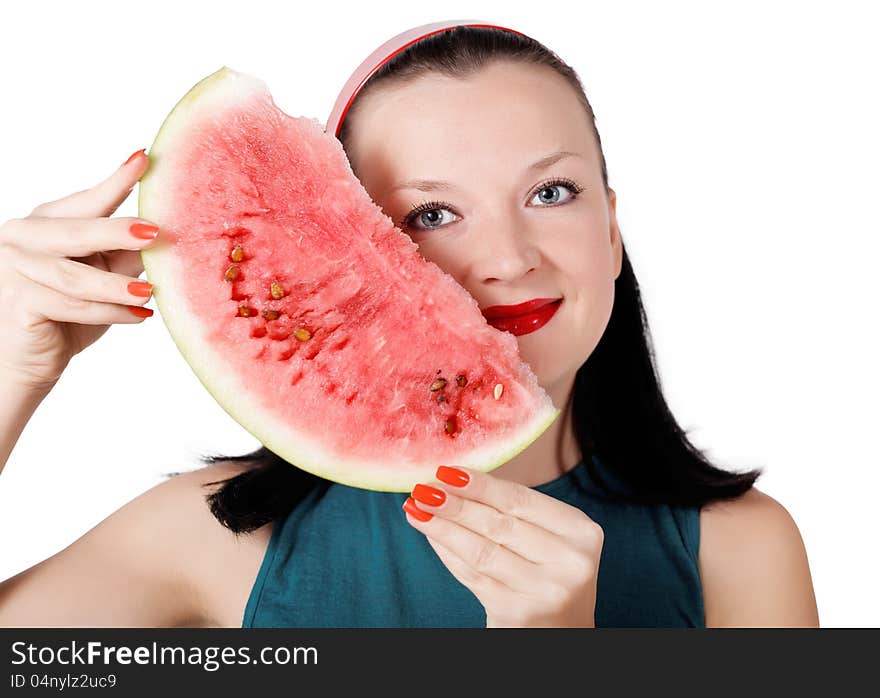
left=469, top=209, right=542, bottom=284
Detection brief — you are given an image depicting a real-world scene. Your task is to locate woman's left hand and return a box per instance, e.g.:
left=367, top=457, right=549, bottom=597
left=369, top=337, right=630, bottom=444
left=403, top=465, right=603, bottom=628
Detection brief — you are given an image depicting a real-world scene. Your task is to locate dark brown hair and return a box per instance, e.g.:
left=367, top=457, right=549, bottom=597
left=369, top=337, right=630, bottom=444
left=195, top=26, right=762, bottom=535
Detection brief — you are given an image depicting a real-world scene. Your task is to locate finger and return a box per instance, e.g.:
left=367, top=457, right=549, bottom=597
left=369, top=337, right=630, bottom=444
left=11, top=268, right=151, bottom=325
left=10, top=244, right=154, bottom=308
left=411, top=484, right=570, bottom=565
left=0, top=216, right=160, bottom=257
left=435, top=466, right=596, bottom=540
left=69, top=249, right=145, bottom=279
left=404, top=504, right=536, bottom=594
left=28, top=149, right=150, bottom=219
left=103, top=249, right=146, bottom=279
left=423, top=534, right=522, bottom=612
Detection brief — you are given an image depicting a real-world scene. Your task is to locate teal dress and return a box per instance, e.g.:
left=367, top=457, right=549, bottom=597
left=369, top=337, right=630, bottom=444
left=242, top=451, right=705, bottom=627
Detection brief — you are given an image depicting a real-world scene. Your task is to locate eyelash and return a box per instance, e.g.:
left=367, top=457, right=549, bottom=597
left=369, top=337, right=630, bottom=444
left=397, top=177, right=585, bottom=231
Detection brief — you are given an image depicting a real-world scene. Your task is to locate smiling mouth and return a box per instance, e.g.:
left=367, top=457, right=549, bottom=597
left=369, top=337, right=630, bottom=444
left=484, top=299, right=563, bottom=337
left=481, top=297, right=562, bottom=321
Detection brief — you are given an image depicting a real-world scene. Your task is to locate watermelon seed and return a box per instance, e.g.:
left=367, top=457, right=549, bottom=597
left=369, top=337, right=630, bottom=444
left=237, top=305, right=252, bottom=317
left=224, top=264, right=240, bottom=282
left=436, top=394, right=446, bottom=403
left=456, top=374, right=467, bottom=388
left=270, top=280, right=285, bottom=300
left=494, top=383, right=504, bottom=400
left=445, top=417, right=457, bottom=434
left=430, top=378, right=447, bottom=391
left=230, top=244, right=244, bottom=262
left=294, top=327, right=312, bottom=341
left=262, top=309, right=280, bottom=321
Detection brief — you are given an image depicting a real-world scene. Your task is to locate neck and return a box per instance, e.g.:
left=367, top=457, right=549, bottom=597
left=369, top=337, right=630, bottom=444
left=490, top=374, right=582, bottom=488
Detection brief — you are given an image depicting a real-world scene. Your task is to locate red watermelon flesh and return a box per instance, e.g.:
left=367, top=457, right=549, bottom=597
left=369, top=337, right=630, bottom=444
left=138, top=67, right=560, bottom=492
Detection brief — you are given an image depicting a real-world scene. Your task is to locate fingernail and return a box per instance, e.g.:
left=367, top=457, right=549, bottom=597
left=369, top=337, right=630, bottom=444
left=123, top=149, right=146, bottom=166
left=130, top=222, right=159, bottom=240
left=436, top=466, right=470, bottom=488
left=128, top=306, right=153, bottom=318
left=403, top=497, right=433, bottom=522
left=127, top=281, right=153, bottom=298
left=412, top=484, right=446, bottom=507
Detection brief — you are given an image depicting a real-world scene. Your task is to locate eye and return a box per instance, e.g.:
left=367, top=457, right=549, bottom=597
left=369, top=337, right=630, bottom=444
left=398, top=200, right=459, bottom=232
left=397, top=177, right=584, bottom=233
left=529, top=177, right=583, bottom=206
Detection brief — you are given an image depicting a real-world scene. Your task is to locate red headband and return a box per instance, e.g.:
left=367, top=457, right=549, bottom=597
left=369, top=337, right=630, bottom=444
left=325, top=19, right=528, bottom=138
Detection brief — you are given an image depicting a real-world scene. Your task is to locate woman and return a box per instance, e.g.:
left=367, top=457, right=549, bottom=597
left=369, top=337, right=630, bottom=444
left=0, top=21, right=819, bottom=628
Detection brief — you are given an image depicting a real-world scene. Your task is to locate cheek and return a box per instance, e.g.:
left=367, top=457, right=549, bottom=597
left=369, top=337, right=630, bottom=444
left=553, top=224, right=617, bottom=354
left=573, top=229, right=616, bottom=306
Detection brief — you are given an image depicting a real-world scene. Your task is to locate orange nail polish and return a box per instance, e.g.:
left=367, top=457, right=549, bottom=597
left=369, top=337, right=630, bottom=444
left=403, top=497, right=433, bottom=522
left=412, top=484, right=446, bottom=507
left=436, top=466, right=470, bottom=488
left=128, top=306, right=153, bottom=318
left=130, top=222, right=159, bottom=240
left=123, top=149, right=146, bottom=166
left=127, top=281, right=153, bottom=298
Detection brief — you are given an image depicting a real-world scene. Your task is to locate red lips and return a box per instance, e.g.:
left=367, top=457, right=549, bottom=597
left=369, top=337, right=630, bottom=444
left=481, top=297, right=561, bottom=320
left=481, top=297, right=563, bottom=337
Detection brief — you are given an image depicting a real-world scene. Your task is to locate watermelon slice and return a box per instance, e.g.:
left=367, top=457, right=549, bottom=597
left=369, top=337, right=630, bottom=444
left=138, top=66, right=560, bottom=492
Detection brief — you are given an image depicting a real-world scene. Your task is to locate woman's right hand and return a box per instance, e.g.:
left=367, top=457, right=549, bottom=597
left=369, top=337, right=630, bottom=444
left=0, top=149, right=160, bottom=392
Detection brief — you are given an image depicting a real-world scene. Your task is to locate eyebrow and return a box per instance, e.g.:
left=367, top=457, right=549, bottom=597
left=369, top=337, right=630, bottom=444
left=388, top=150, right=583, bottom=194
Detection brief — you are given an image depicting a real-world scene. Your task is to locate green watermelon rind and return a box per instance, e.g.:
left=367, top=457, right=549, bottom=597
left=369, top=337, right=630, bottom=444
left=138, top=66, right=561, bottom=493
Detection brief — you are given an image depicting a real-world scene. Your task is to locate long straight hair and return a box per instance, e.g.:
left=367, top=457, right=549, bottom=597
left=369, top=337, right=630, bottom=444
left=196, top=26, right=762, bottom=534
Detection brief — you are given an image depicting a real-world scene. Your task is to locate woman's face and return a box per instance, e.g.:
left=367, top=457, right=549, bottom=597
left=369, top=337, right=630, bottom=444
left=344, top=60, right=622, bottom=405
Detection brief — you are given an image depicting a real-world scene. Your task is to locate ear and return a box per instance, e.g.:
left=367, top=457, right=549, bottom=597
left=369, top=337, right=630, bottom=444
left=607, top=187, right=623, bottom=279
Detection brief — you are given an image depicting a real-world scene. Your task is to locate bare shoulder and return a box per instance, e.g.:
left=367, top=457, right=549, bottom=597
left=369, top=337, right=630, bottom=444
left=698, top=487, right=820, bottom=627
left=0, top=459, right=271, bottom=628
left=162, top=461, right=275, bottom=628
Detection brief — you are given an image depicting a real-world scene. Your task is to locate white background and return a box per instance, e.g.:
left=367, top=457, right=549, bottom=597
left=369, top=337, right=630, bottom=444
left=1, top=0, right=877, bottom=627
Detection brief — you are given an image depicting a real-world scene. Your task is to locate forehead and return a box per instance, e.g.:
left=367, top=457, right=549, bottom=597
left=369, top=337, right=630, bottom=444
left=347, top=61, right=596, bottom=177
